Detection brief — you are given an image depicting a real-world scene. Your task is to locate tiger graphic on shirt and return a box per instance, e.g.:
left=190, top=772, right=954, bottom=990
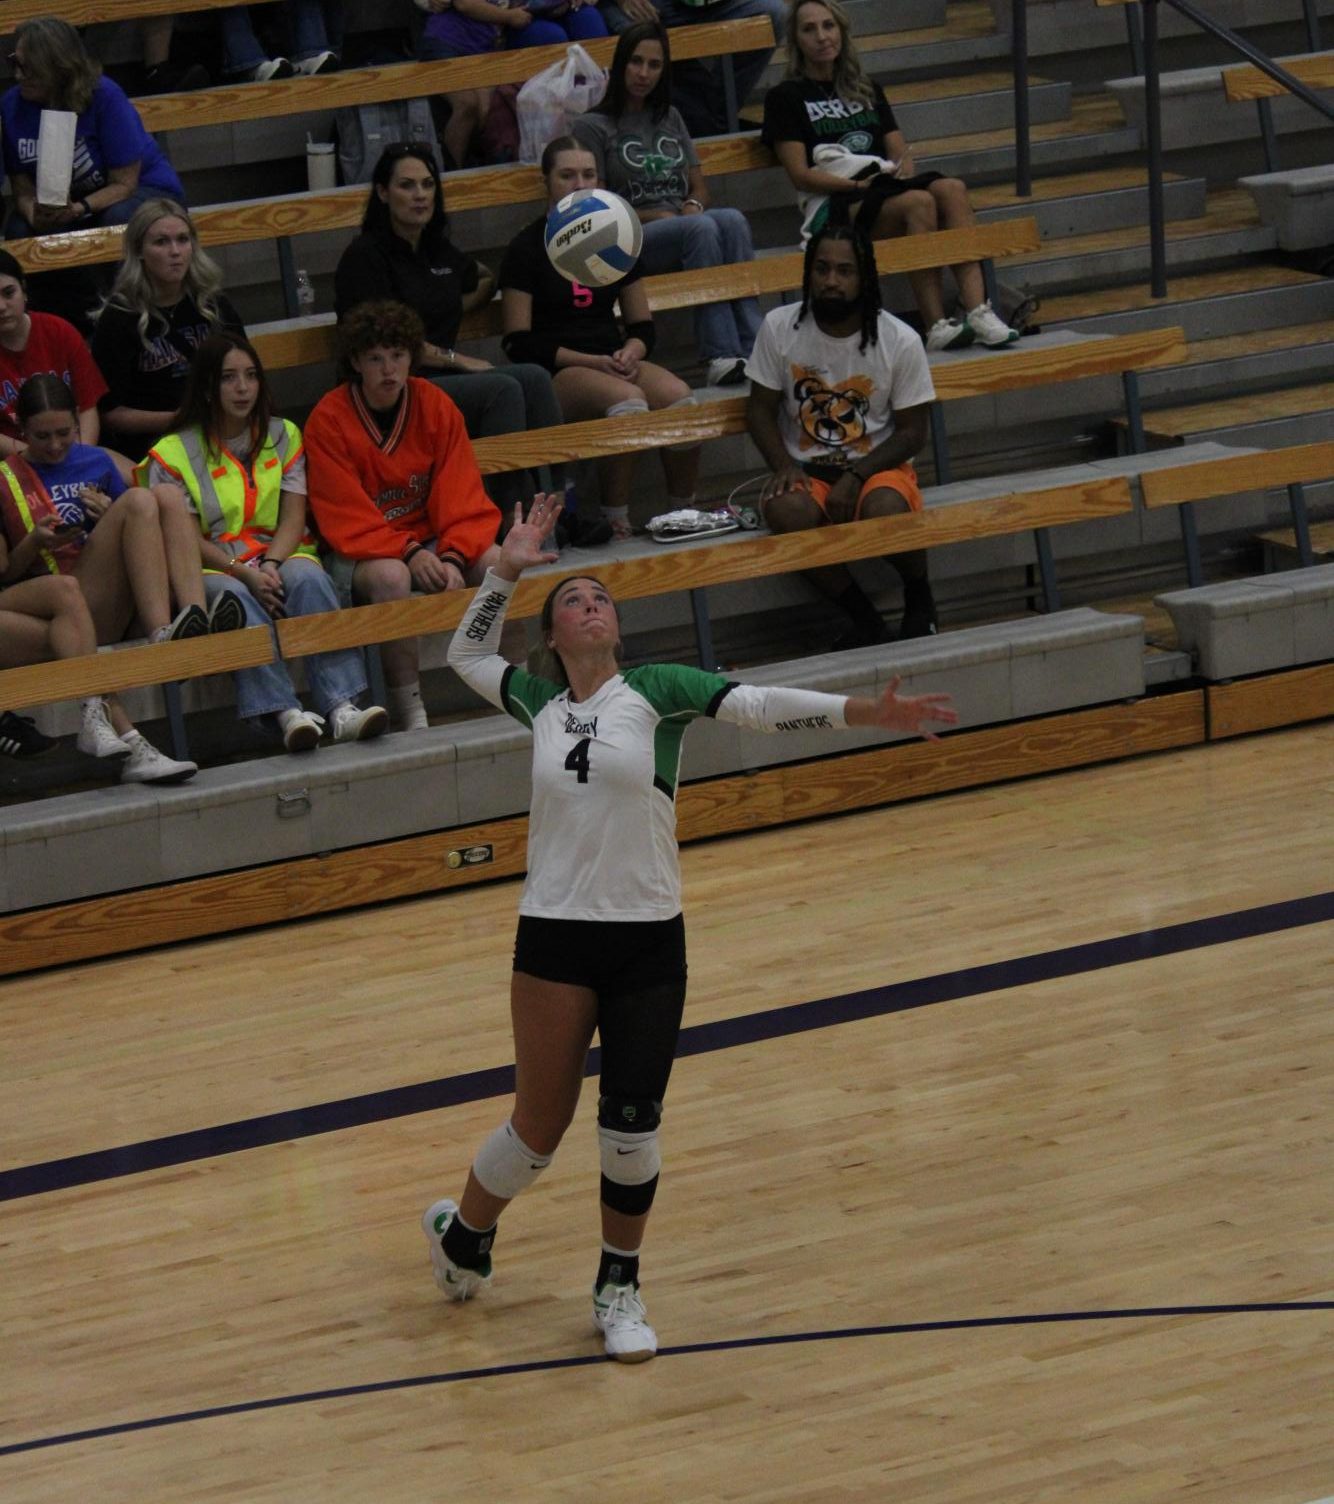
left=790, top=364, right=874, bottom=460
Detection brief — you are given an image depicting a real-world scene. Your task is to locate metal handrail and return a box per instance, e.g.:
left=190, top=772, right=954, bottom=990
left=1132, top=0, right=1334, bottom=297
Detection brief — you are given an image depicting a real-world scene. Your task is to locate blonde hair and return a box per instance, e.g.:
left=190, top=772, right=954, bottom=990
left=13, top=18, right=101, bottom=115
left=101, top=199, right=226, bottom=349
left=784, top=0, right=877, bottom=111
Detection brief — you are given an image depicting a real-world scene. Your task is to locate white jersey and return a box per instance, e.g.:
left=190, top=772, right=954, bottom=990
left=449, top=572, right=853, bottom=921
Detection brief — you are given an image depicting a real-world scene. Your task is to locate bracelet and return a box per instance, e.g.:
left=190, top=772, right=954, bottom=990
left=683, top=197, right=704, bottom=211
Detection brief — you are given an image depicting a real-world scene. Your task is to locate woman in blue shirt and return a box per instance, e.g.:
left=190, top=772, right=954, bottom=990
left=1, top=18, right=184, bottom=239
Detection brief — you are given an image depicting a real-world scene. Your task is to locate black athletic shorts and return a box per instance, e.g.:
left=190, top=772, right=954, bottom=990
left=513, top=913, right=687, bottom=995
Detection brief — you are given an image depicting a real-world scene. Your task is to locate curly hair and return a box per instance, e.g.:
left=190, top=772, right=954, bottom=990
left=337, top=299, right=425, bottom=377
left=12, top=19, right=101, bottom=115
left=784, top=0, right=877, bottom=111
left=100, top=199, right=226, bottom=350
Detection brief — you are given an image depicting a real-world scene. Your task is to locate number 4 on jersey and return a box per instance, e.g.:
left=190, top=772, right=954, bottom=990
left=564, top=736, right=592, bottom=783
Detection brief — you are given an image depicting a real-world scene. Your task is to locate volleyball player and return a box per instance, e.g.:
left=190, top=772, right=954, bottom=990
left=422, top=492, right=957, bottom=1362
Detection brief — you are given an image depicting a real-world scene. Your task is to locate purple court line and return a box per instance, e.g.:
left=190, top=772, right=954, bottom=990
left=2, top=889, right=1331, bottom=1204
left=2, top=1302, right=1330, bottom=1458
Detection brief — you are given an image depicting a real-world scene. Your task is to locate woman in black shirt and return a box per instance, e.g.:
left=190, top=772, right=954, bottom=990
left=498, top=136, right=699, bottom=540
left=764, top=0, right=1018, bottom=353
left=335, top=144, right=563, bottom=508
left=91, top=198, right=245, bottom=459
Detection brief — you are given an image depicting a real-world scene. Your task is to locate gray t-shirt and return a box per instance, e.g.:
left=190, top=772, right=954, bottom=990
left=572, top=107, right=700, bottom=215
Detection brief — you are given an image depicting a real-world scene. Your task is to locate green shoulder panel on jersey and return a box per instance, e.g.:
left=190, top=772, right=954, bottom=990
left=625, top=663, right=736, bottom=799
left=624, top=663, right=734, bottom=721
left=500, top=664, right=564, bottom=728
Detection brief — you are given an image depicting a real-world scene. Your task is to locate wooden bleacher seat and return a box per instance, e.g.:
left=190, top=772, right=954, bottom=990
left=131, top=17, right=776, bottom=134
left=247, top=220, right=1048, bottom=372
left=1221, top=50, right=1334, bottom=102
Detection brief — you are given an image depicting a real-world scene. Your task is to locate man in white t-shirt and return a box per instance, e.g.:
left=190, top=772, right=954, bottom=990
left=745, top=221, right=938, bottom=647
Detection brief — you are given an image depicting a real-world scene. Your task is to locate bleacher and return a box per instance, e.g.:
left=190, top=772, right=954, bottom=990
left=1, top=0, right=1331, bottom=964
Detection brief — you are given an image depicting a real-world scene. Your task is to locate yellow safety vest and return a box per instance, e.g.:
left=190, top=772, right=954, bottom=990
left=0, top=455, right=79, bottom=577
left=141, top=418, right=318, bottom=565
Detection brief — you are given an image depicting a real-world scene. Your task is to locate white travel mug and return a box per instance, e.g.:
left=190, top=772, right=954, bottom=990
left=306, top=140, right=336, bottom=192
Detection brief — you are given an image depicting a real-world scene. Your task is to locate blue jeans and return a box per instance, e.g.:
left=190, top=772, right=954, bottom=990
left=652, top=0, right=783, bottom=107
left=506, top=6, right=609, bottom=46
left=220, top=1, right=344, bottom=72
left=205, top=560, right=367, bottom=721
left=638, top=209, right=763, bottom=361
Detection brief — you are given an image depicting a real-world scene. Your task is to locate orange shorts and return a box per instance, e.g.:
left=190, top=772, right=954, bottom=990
left=805, top=464, right=924, bottom=520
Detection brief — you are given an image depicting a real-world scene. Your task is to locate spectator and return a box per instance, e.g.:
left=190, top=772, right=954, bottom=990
left=499, top=136, right=698, bottom=541
left=617, top=0, right=784, bottom=136
left=745, top=219, right=939, bottom=647
left=0, top=377, right=207, bottom=782
left=91, top=199, right=245, bottom=458
left=137, top=16, right=210, bottom=95
left=0, top=251, right=108, bottom=459
left=573, top=22, right=761, bottom=388
left=303, top=299, right=506, bottom=732
left=142, top=332, right=388, bottom=752
left=0, top=573, right=193, bottom=778
left=413, top=0, right=607, bottom=167
left=764, top=0, right=1019, bottom=352
left=218, top=2, right=345, bottom=82
left=1, top=19, right=186, bottom=237
left=335, top=143, right=563, bottom=509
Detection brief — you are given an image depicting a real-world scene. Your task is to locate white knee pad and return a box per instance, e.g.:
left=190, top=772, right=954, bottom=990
left=472, top=1120, right=552, bottom=1201
left=606, top=397, right=650, bottom=420
left=598, top=1124, right=662, bottom=1188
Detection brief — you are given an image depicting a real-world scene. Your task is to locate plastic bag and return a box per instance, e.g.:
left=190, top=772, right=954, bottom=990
left=516, top=43, right=607, bottom=166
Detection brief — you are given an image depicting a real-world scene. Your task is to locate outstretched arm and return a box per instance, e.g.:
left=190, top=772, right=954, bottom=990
left=845, top=676, right=957, bottom=741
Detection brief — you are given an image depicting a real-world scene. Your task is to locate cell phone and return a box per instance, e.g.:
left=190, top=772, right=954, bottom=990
left=49, top=521, right=84, bottom=540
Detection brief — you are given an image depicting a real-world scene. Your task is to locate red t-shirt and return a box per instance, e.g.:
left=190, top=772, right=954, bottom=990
left=0, top=312, right=109, bottom=442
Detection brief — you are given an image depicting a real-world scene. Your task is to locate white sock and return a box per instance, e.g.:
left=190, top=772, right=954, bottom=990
left=605, top=398, right=649, bottom=419
left=600, top=504, right=630, bottom=524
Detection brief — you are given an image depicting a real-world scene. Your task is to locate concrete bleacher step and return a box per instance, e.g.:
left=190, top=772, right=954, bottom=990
left=996, top=188, right=1279, bottom=293
left=1107, top=63, right=1334, bottom=154
left=1037, top=265, right=1334, bottom=342
left=1009, top=0, right=1334, bottom=63
left=1239, top=166, right=1334, bottom=252
left=972, top=168, right=1209, bottom=238
left=1136, top=319, right=1334, bottom=406
left=1121, top=382, right=1334, bottom=451
left=1, top=604, right=1147, bottom=911
left=1156, top=563, right=1334, bottom=680
left=908, top=93, right=1142, bottom=185
left=741, top=70, right=1073, bottom=140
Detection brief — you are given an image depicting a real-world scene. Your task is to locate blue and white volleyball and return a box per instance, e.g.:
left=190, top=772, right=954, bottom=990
left=544, top=188, right=643, bottom=287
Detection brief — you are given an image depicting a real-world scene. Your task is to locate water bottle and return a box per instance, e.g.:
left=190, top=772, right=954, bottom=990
left=295, top=269, right=315, bottom=316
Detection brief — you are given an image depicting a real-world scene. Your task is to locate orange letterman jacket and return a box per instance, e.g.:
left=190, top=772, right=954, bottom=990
left=303, top=377, right=499, bottom=573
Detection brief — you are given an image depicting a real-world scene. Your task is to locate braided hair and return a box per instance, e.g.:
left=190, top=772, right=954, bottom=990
left=796, top=215, right=882, bottom=353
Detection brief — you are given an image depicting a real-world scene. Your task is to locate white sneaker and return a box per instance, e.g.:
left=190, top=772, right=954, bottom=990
left=965, top=299, right=1020, bottom=348
left=925, top=317, right=974, bottom=352
left=592, top=1281, right=657, bottom=1363
left=706, top=356, right=747, bottom=387
left=294, top=50, right=337, bottom=75
left=77, top=699, right=131, bottom=758
left=421, top=1199, right=492, bottom=1302
left=150, top=603, right=209, bottom=644
left=246, top=57, right=293, bottom=82
left=119, top=732, right=197, bottom=784
left=277, top=707, right=325, bottom=752
left=329, top=702, right=390, bottom=744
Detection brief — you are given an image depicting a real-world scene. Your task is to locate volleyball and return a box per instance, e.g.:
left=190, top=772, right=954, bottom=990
left=544, top=188, right=643, bottom=287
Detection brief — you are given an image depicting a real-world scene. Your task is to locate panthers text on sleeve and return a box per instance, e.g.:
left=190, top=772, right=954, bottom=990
left=449, top=573, right=851, bottom=921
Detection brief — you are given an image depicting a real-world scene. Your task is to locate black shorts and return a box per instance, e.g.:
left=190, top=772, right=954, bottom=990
left=513, top=913, right=687, bottom=995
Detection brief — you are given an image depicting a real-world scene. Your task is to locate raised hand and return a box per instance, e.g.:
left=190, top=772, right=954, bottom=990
left=497, top=494, right=562, bottom=580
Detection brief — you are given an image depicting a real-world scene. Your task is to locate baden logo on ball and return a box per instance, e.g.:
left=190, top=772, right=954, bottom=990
left=544, top=188, right=643, bottom=288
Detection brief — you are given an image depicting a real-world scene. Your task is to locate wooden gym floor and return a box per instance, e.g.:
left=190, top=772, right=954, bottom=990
left=2, top=722, right=1331, bottom=1502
